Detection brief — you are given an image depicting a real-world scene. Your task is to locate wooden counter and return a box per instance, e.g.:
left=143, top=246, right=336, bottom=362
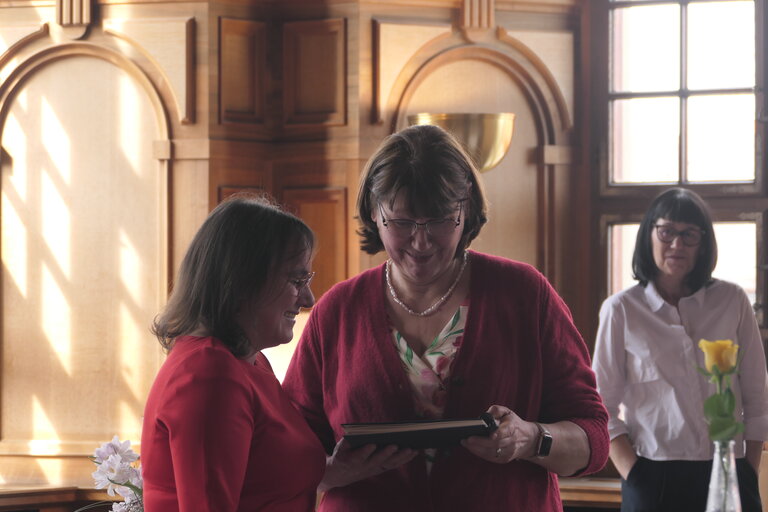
left=559, top=477, right=622, bottom=509
left=0, top=485, right=117, bottom=512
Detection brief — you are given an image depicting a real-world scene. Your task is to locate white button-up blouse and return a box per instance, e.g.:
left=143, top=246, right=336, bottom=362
left=592, top=279, right=768, bottom=460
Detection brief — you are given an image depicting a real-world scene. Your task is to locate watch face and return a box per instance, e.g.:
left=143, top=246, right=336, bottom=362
left=538, top=432, right=552, bottom=457
left=537, top=431, right=553, bottom=457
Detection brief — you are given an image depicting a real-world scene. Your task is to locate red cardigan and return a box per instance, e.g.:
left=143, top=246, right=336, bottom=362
left=142, top=336, right=325, bottom=512
left=283, top=251, right=609, bottom=511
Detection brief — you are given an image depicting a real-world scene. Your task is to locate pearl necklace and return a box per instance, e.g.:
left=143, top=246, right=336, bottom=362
left=385, top=250, right=469, bottom=317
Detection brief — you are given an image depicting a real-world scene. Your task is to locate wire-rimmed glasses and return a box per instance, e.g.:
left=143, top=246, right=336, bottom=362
left=378, top=202, right=462, bottom=239
left=289, top=271, right=315, bottom=291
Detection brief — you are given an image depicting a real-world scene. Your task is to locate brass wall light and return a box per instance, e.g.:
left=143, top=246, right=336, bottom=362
left=407, top=113, right=515, bottom=172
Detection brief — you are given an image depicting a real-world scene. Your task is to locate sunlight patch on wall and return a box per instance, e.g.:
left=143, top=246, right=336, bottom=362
left=41, top=97, right=71, bottom=185
left=2, top=193, right=27, bottom=298
left=42, top=264, right=71, bottom=375
left=119, top=228, right=142, bottom=305
left=3, top=112, right=28, bottom=200
left=119, top=400, right=141, bottom=441
left=41, top=170, right=71, bottom=278
left=30, top=395, right=60, bottom=452
left=35, top=458, right=63, bottom=484
left=118, top=74, right=145, bottom=173
left=120, top=302, right=142, bottom=401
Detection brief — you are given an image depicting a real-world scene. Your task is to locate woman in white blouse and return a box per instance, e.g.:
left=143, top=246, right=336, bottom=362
left=592, top=187, right=768, bottom=512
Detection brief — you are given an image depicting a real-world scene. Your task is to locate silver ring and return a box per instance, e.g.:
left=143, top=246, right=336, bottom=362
left=495, top=447, right=502, bottom=458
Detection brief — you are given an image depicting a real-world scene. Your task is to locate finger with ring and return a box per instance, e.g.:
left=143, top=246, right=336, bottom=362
left=495, top=447, right=502, bottom=458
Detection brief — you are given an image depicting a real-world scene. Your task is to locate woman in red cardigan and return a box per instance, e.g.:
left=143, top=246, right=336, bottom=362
left=283, top=124, right=609, bottom=511
left=141, top=194, right=326, bottom=511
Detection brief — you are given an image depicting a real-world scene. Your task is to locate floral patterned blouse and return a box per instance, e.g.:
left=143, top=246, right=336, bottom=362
left=391, top=306, right=468, bottom=419
left=392, top=305, right=468, bottom=468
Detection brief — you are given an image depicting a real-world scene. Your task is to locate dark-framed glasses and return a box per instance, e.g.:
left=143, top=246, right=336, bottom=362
left=378, top=202, right=462, bottom=239
left=654, top=224, right=705, bottom=247
left=289, top=271, right=315, bottom=291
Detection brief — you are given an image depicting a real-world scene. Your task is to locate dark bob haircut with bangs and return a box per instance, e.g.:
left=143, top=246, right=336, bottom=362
left=632, top=187, right=717, bottom=291
left=356, top=124, right=488, bottom=256
left=152, top=193, right=314, bottom=358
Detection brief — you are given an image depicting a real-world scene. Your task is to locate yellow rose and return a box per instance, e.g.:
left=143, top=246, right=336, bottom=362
left=699, top=339, right=739, bottom=373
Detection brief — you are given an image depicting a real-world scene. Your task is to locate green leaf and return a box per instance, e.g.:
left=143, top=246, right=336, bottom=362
left=448, top=309, right=460, bottom=331
left=696, top=366, right=712, bottom=378
left=123, top=481, right=142, bottom=496
left=703, top=394, right=730, bottom=418
left=405, top=345, right=413, bottom=366
left=443, top=328, right=464, bottom=339
left=708, top=417, right=744, bottom=441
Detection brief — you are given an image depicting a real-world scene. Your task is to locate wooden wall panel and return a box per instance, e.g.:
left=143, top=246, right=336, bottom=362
left=0, top=56, right=166, bottom=466
left=103, top=17, right=197, bottom=124
left=219, top=18, right=266, bottom=124
left=218, top=185, right=264, bottom=202
left=282, top=187, right=347, bottom=299
left=282, top=18, right=347, bottom=127
left=373, top=20, right=449, bottom=123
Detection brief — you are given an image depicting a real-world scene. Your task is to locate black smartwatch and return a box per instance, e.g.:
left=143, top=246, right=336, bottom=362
left=534, top=422, right=553, bottom=457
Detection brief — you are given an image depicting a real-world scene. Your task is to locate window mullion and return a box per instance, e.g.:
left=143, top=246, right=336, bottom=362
left=681, top=1, right=689, bottom=184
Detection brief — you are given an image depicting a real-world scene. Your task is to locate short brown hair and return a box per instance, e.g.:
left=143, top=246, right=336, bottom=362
left=356, top=124, right=488, bottom=255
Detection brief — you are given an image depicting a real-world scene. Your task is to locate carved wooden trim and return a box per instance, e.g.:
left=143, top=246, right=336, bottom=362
left=541, top=145, right=572, bottom=165
left=390, top=44, right=569, bottom=142
left=0, top=24, right=50, bottom=72
left=371, top=19, right=451, bottom=124
left=219, top=18, right=266, bottom=125
left=282, top=18, right=347, bottom=127
left=57, top=0, right=91, bottom=26
left=496, top=28, right=571, bottom=132
left=0, top=439, right=135, bottom=456
left=0, top=43, right=172, bottom=144
left=103, top=17, right=197, bottom=125
left=462, top=0, right=495, bottom=30
left=183, top=18, right=196, bottom=124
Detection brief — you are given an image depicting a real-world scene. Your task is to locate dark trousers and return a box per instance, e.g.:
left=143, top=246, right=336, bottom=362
left=620, top=457, right=761, bottom=512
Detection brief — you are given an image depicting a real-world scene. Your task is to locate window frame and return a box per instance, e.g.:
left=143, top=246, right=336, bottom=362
left=592, top=0, right=767, bottom=199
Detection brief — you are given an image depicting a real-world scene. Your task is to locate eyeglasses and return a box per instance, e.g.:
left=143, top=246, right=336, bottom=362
left=289, top=272, right=315, bottom=291
left=654, top=224, right=705, bottom=247
left=378, top=202, right=462, bottom=239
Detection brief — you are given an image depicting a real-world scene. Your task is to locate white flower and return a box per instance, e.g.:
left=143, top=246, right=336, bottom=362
left=92, top=454, right=139, bottom=498
left=112, top=497, right=143, bottom=512
left=94, top=435, right=139, bottom=464
left=76, top=437, right=143, bottom=512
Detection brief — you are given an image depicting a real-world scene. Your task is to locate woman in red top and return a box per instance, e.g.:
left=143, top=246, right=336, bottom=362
left=283, top=125, right=609, bottom=511
left=141, top=194, right=326, bottom=512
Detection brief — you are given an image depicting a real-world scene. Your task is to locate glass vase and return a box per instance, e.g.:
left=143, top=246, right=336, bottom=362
left=705, top=439, right=741, bottom=512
